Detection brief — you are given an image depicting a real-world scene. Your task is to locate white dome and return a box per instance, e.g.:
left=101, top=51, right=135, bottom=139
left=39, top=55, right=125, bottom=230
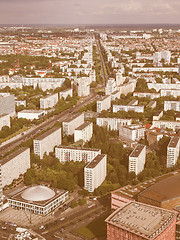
left=21, top=185, right=55, bottom=202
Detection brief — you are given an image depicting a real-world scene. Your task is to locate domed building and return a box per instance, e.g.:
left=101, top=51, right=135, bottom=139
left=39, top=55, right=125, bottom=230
left=7, top=185, right=68, bottom=216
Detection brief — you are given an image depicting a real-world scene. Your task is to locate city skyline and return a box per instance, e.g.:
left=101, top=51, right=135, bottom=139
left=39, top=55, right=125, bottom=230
left=0, top=0, right=180, bottom=25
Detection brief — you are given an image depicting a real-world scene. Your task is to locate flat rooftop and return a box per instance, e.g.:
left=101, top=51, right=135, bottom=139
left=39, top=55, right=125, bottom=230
left=56, top=145, right=101, bottom=152
left=0, top=147, right=29, bottom=166
left=75, top=122, right=91, bottom=131
left=85, top=154, right=106, bottom=169
left=127, top=99, right=138, bottom=106
left=19, top=109, right=45, bottom=114
left=147, top=101, right=156, bottom=107
left=63, top=112, right=84, bottom=123
left=168, top=136, right=179, bottom=148
left=97, top=95, right=110, bottom=102
left=40, top=93, right=58, bottom=99
left=130, top=144, right=145, bottom=158
left=35, top=126, right=61, bottom=141
left=153, top=111, right=163, bottom=116
left=106, top=202, right=176, bottom=239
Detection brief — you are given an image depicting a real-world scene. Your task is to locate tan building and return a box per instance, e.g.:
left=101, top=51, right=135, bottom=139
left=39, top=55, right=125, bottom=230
left=167, top=136, right=180, bottom=168
left=97, top=95, right=111, bottom=113
left=40, top=93, right=58, bottom=109
left=0, top=114, right=10, bottom=130
left=0, top=93, right=15, bottom=117
left=33, top=127, right=61, bottom=159
left=129, top=145, right=146, bottom=175
left=74, top=122, right=93, bottom=144
left=62, top=112, right=84, bottom=136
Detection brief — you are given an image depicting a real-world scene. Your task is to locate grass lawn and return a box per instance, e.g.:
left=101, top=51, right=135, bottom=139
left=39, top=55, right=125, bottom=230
left=73, top=211, right=110, bottom=240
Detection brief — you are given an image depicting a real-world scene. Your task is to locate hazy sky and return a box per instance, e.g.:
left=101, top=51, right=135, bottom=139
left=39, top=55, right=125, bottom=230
left=0, top=0, right=180, bottom=25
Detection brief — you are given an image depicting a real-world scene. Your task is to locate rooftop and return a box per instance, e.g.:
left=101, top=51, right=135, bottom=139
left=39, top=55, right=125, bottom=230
left=40, top=93, right=58, bottom=99
left=56, top=145, right=101, bottom=152
left=63, top=112, right=84, bottom=123
left=19, top=109, right=45, bottom=114
left=85, top=154, right=106, bottom=169
left=75, top=122, right=92, bottom=131
left=168, top=136, right=180, bottom=148
left=35, top=126, right=61, bottom=141
left=105, top=202, right=176, bottom=239
left=129, top=144, right=145, bottom=158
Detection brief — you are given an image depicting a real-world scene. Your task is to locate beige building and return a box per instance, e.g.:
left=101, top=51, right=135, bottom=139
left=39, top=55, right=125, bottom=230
left=97, top=95, right=111, bottom=113
left=167, top=136, right=180, bottom=168
left=40, top=93, right=58, bottom=109
left=129, top=145, right=146, bottom=175
left=55, top=146, right=101, bottom=163
left=84, top=154, right=107, bottom=192
left=62, top=112, right=84, bottom=136
left=119, top=125, right=145, bottom=141
left=74, top=122, right=93, bottom=143
left=59, top=88, right=73, bottom=99
left=1, top=147, right=30, bottom=187
left=96, top=117, right=132, bottom=131
left=33, top=127, right=61, bottom=159
left=153, top=120, right=180, bottom=131
left=0, top=93, right=15, bottom=117
left=0, top=114, right=10, bottom=130
left=113, top=104, right=144, bottom=113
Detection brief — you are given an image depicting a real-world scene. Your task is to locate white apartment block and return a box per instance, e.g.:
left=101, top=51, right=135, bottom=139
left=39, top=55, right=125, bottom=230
left=153, top=111, right=163, bottom=121
left=18, top=110, right=45, bottom=120
left=133, top=67, right=179, bottom=73
left=133, top=92, right=160, bottom=99
left=40, top=93, right=58, bottom=109
left=34, top=127, right=61, bottom=159
left=97, top=95, right=111, bottom=113
left=148, top=83, right=180, bottom=92
left=164, top=101, right=180, bottom=112
left=153, top=120, right=180, bottom=131
left=96, top=117, right=132, bottom=131
left=119, top=81, right=136, bottom=96
left=161, top=89, right=180, bottom=97
left=1, top=147, right=30, bottom=187
left=105, top=78, right=117, bottom=95
left=119, top=125, right=145, bottom=141
left=0, top=93, right=15, bottom=117
left=153, top=50, right=171, bottom=65
left=74, top=122, right=93, bottom=143
left=62, top=112, right=84, bottom=136
left=84, top=154, right=107, bottom=192
left=77, top=78, right=90, bottom=97
left=0, top=114, right=10, bottom=130
left=116, top=69, right=124, bottom=86
left=59, top=88, right=73, bottom=99
left=55, top=146, right=101, bottom=163
left=129, top=145, right=146, bottom=175
left=167, top=136, right=180, bottom=168
left=113, top=105, right=144, bottom=113
left=111, top=90, right=121, bottom=101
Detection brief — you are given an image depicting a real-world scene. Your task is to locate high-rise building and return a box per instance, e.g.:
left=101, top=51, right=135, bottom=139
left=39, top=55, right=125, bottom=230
left=40, top=93, right=58, bottom=109
left=97, top=95, right=111, bottom=113
left=129, top=145, right=146, bottom=175
left=0, top=93, right=15, bottom=116
left=167, top=136, right=180, bottom=168
left=74, top=122, right=93, bottom=143
left=62, top=112, right=84, bottom=136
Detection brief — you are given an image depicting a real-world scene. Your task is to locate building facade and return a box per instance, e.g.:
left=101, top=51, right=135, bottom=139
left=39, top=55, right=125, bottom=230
left=74, top=122, right=93, bottom=143
left=62, top=112, right=84, bottom=136
left=119, top=125, right=145, bottom=141
left=96, top=117, right=132, bottom=131
left=167, top=136, right=180, bottom=168
left=59, top=88, right=73, bottom=99
left=164, top=101, right=180, bottom=112
left=84, top=154, right=107, bottom=192
left=40, top=93, right=58, bottom=109
left=0, top=93, right=15, bottom=116
left=18, top=110, right=45, bottom=120
left=0, top=114, right=10, bottom=130
left=97, top=95, right=111, bottom=113
left=33, top=127, right=61, bottom=159
left=129, top=145, right=146, bottom=175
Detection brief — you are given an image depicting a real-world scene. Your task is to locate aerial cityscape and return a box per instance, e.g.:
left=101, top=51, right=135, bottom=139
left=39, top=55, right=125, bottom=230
left=0, top=0, right=180, bottom=240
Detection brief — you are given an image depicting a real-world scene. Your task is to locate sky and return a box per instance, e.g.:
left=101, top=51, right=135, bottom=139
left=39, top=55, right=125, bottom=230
left=0, top=0, right=179, bottom=25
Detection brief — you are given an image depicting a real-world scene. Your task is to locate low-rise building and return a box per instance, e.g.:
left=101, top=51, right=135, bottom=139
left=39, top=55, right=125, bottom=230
left=167, top=136, right=180, bottom=168
left=55, top=146, right=101, bottom=163
left=74, top=122, right=93, bottom=143
left=77, top=78, right=90, bottom=97
left=62, top=112, right=84, bottom=136
left=113, top=104, right=144, bottom=113
left=40, top=93, right=58, bottom=109
left=164, top=101, right=180, bottom=112
left=96, top=117, right=132, bottom=131
left=18, top=110, right=45, bottom=120
left=0, top=114, right=10, bottom=130
left=119, top=125, right=145, bottom=141
left=1, top=147, right=30, bottom=187
left=110, top=90, right=121, bottom=101
left=161, top=89, right=180, bottom=97
left=97, top=95, right=111, bottom=113
left=33, top=127, right=61, bottom=159
left=84, top=154, right=107, bottom=192
left=59, top=88, right=73, bottom=99
left=129, top=144, right=146, bottom=175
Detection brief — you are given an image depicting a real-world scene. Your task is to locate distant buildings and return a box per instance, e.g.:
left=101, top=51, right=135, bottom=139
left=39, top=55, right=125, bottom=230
left=0, top=93, right=15, bottom=117
left=129, top=144, right=146, bottom=175
left=167, top=136, right=180, bottom=168
left=1, top=147, right=30, bottom=187
left=84, top=154, right=107, bottom=192
left=55, top=146, right=101, bottom=163
left=33, top=127, right=61, bottom=159
left=77, top=78, right=90, bottom=97
left=62, top=112, right=84, bottom=136
left=97, top=96, right=111, bottom=113
left=113, top=104, right=144, bottom=113
left=96, top=117, right=132, bottom=131
left=153, top=50, right=171, bottom=65
left=40, top=93, right=58, bottom=109
left=74, top=122, right=93, bottom=143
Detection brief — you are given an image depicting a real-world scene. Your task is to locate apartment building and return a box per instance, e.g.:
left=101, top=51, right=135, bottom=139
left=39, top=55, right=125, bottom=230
left=18, top=110, right=45, bottom=120
left=0, top=93, right=15, bottom=116
left=84, top=154, right=107, bottom=192
left=59, top=88, right=73, bottom=99
left=164, top=101, right=180, bottom=112
left=153, top=120, right=180, bottom=131
left=161, top=89, right=180, bottom=97
left=105, top=78, right=117, bottom=95
left=148, top=83, right=180, bottom=92
left=40, top=93, right=58, bottom=109
left=96, top=117, right=132, bottom=131
left=97, top=95, right=111, bottom=113
left=129, top=144, right=146, bottom=175
left=153, top=111, right=163, bottom=121
left=113, top=104, right=144, bottom=113
left=62, top=112, right=84, bottom=136
left=33, top=127, right=61, bottom=159
left=119, top=124, right=145, bottom=141
left=1, top=147, right=30, bottom=187
left=167, top=136, right=180, bottom=168
left=133, top=92, right=160, bottom=99
left=110, top=90, right=121, bottom=101
left=119, top=81, right=136, bottom=96
left=0, top=114, right=10, bottom=130
left=77, top=78, right=90, bottom=97
left=55, top=146, right=101, bottom=163
left=147, top=101, right=157, bottom=109
left=74, top=122, right=93, bottom=143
